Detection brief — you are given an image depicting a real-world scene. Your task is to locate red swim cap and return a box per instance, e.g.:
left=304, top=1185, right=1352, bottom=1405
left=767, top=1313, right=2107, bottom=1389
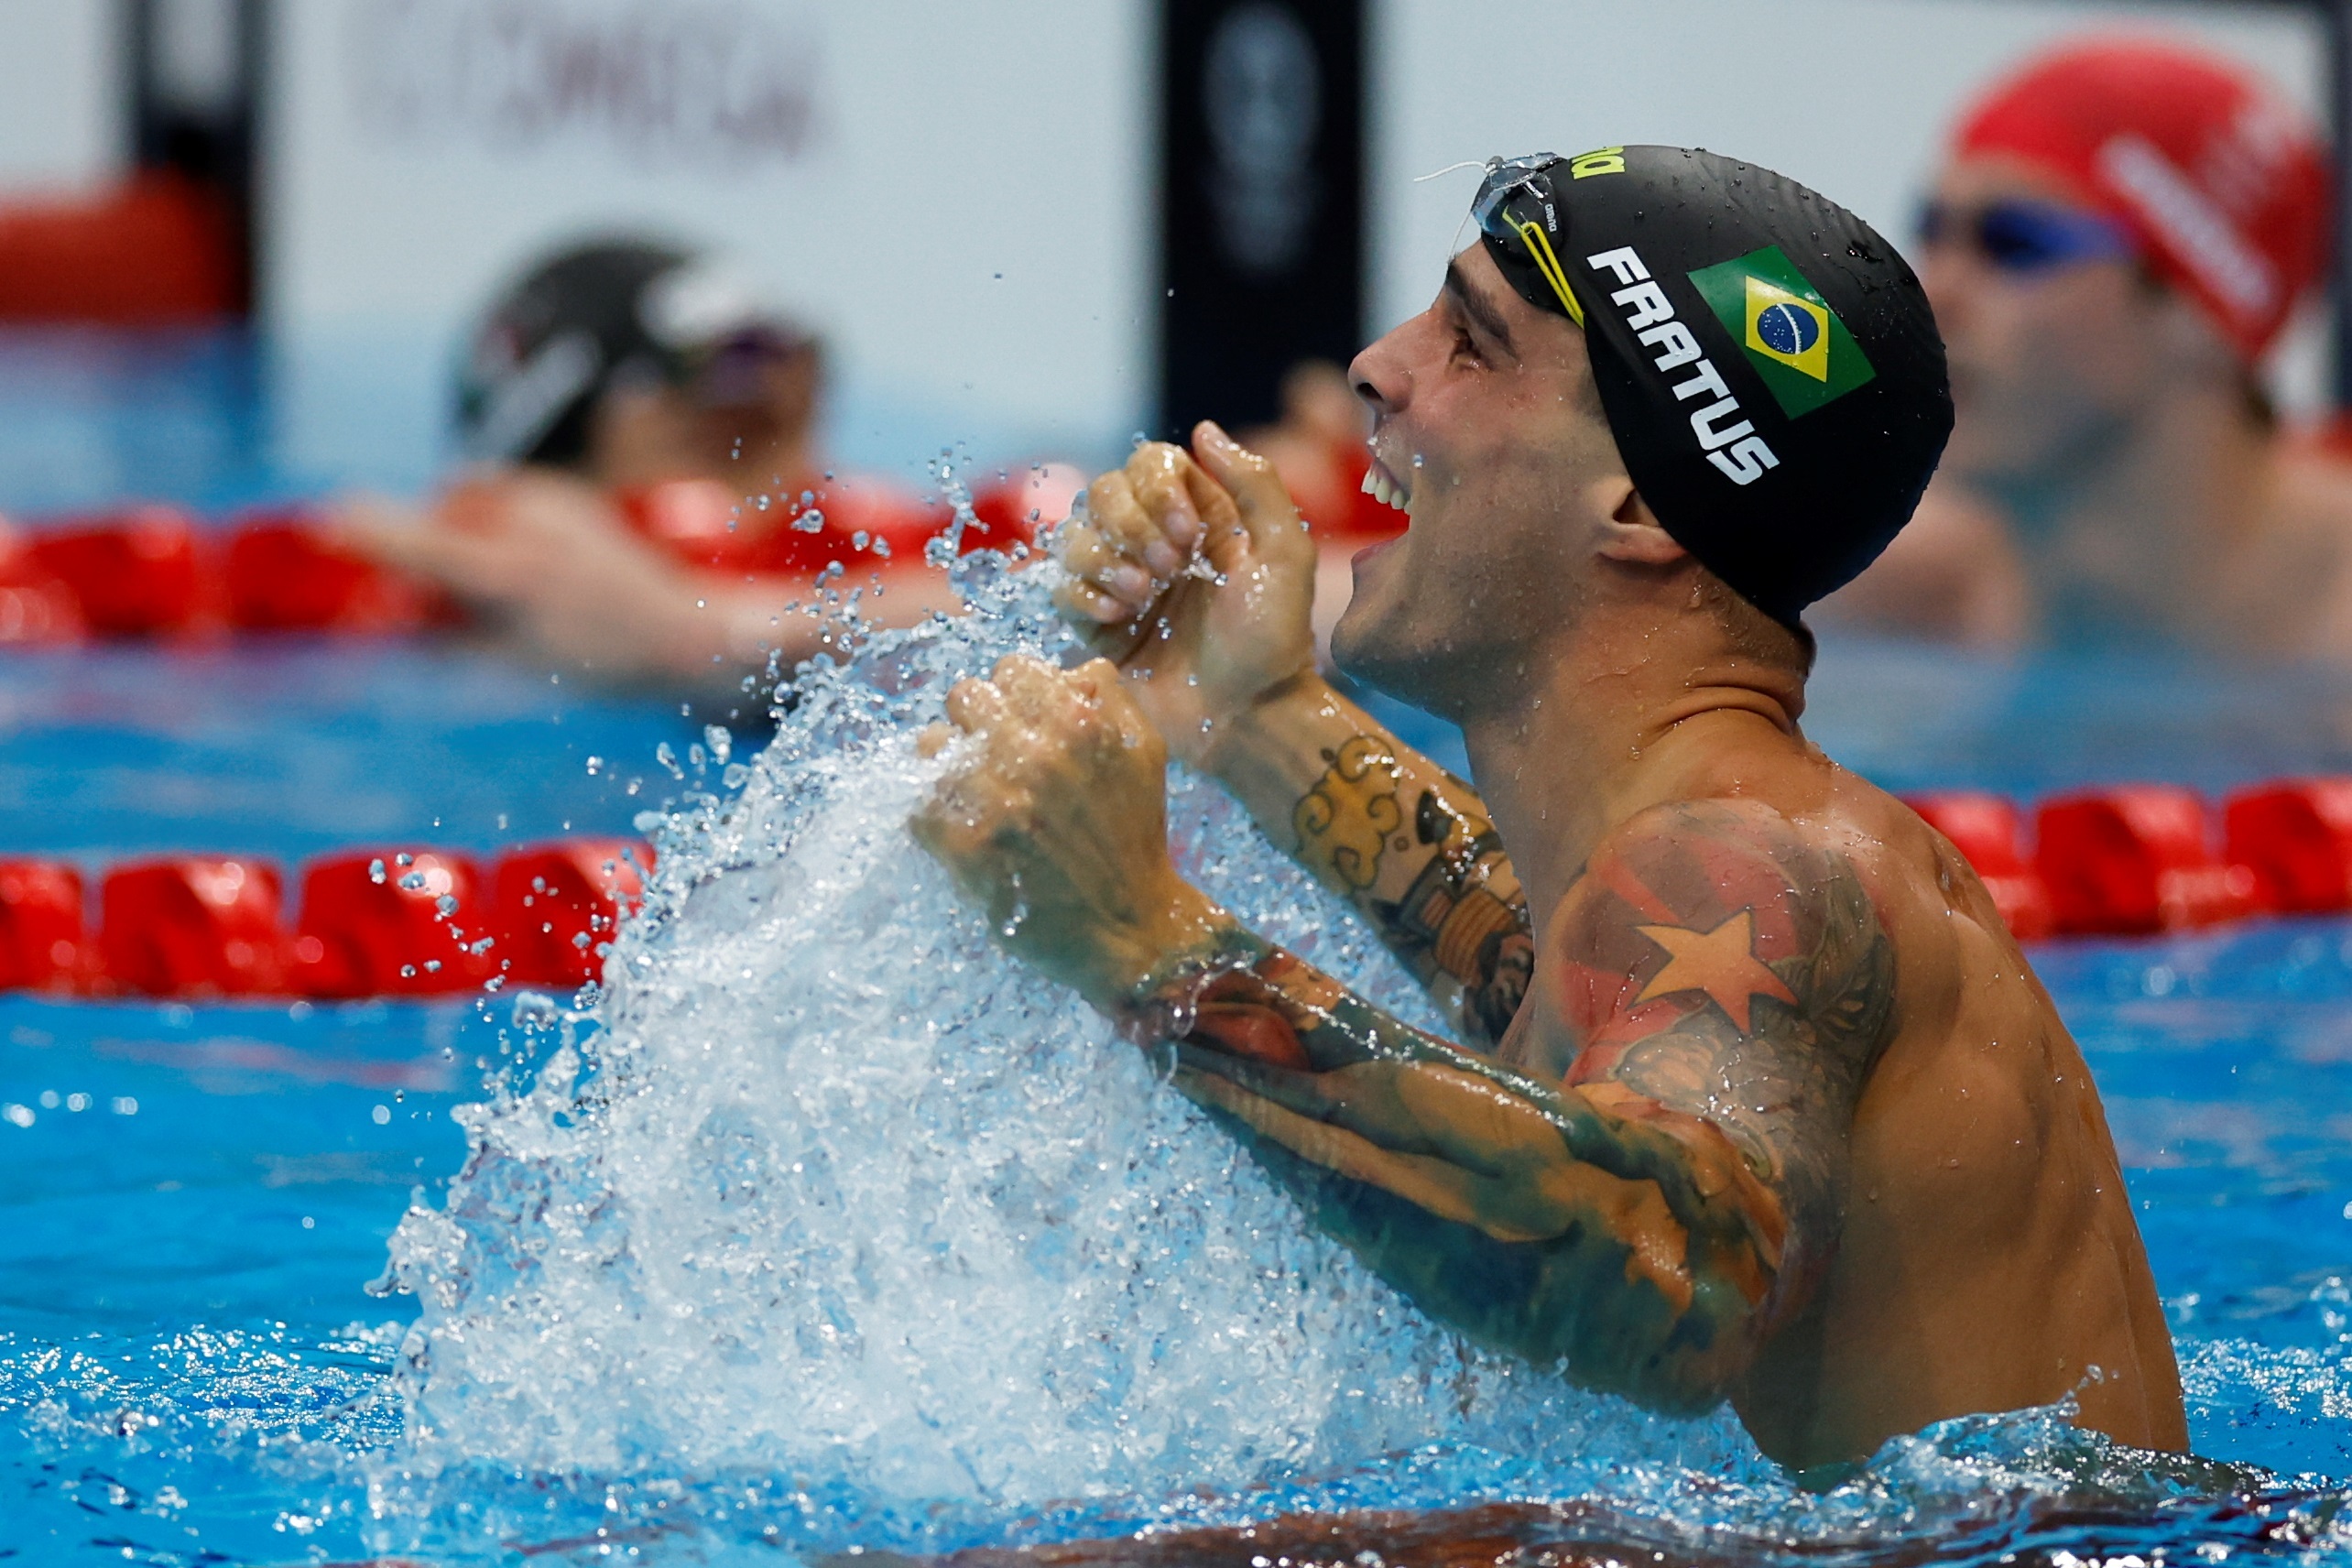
left=1954, top=37, right=2329, bottom=362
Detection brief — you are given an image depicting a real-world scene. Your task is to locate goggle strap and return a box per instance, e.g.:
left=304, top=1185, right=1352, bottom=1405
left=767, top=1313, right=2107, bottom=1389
left=1508, top=215, right=1584, bottom=326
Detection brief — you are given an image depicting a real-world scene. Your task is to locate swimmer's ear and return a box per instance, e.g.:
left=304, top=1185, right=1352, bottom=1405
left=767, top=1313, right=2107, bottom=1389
left=1594, top=483, right=1686, bottom=567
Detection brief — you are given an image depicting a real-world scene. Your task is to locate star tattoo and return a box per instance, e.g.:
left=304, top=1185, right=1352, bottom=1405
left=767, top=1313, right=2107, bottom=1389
left=1633, top=909, right=1798, bottom=1033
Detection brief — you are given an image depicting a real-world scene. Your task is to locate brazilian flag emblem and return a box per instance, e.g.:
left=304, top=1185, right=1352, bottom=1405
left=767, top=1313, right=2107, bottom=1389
left=1685, top=246, right=1874, bottom=418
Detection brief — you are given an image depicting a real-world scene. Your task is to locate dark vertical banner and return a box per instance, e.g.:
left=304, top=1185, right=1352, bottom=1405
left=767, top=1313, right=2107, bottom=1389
left=2332, top=0, right=2352, bottom=409
left=1159, top=0, right=1365, bottom=435
left=126, top=0, right=267, bottom=314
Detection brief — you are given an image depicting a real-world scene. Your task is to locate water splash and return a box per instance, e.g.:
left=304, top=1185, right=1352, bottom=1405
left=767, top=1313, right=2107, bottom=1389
left=363, top=496, right=1750, bottom=1551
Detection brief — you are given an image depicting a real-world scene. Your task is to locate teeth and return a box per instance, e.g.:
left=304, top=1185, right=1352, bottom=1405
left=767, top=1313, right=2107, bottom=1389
left=1361, top=466, right=1410, bottom=514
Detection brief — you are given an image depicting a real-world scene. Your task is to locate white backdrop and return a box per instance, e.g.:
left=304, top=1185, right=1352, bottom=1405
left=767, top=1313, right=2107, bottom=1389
left=0, top=0, right=122, bottom=192
left=260, top=0, right=2329, bottom=491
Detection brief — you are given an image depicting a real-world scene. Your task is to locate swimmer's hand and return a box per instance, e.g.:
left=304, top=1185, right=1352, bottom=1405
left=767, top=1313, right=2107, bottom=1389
left=911, top=654, right=1227, bottom=1008
left=1053, top=424, right=1317, bottom=768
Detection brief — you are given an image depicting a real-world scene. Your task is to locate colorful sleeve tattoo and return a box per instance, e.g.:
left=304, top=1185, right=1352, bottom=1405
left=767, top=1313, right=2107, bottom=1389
left=1280, top=724, right=1533, bottom=1048
left=1129, top=799, right=1895, bottom=1414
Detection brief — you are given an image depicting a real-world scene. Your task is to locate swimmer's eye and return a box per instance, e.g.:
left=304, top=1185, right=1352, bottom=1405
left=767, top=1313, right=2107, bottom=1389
left=1450, top=325, right=1486, bottom=366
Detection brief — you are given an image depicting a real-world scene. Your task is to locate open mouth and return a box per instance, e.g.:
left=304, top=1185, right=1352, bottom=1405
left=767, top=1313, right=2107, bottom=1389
left=1359, top=456, right=1412, bottom=516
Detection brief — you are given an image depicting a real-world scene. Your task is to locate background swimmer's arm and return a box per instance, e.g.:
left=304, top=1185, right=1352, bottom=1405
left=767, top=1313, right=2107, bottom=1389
left=1129, top=801, right=1892, bottom=1414
left=1203, top=674, right=1532, bottom=1049
left=336, top=475, right=962, bottom=692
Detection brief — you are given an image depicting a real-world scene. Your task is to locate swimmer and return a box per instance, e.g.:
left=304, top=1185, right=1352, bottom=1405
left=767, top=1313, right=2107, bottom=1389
left=339, top=240, right=961, bottom=693
left=914, top=147, right=2184, bottom=1469
left=1820, top=38, right=2343, bottom=654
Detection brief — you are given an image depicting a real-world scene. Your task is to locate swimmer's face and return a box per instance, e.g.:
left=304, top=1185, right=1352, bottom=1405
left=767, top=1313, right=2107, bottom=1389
left=1922, top=157, right=2187, bottom=486
left=587, top=343, right=822, bottom=491
left=1333, top=245, right=1631, bottom=716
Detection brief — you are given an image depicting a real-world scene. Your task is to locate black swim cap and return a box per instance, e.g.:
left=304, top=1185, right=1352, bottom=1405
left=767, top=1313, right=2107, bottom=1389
left=1475, top=147, right=1952, bottom=627
left=457, top=239, right=813, bottom=469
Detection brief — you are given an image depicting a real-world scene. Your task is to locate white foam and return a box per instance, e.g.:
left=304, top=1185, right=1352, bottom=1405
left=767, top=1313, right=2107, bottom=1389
left=374, top=510, right=1750, bottom=1523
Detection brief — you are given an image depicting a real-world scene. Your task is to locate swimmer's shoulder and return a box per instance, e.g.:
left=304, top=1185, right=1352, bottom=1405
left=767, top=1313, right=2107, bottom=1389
left=1527, top=794, right=1899, bottom=1087
left=2270, top=436, right=2352, bottom=533
left=1589, top=779, right=2002, bottom=1016
left=1552, top=795, right=1892, bottom=980
left=2248, top=439, right=2352, bottom=657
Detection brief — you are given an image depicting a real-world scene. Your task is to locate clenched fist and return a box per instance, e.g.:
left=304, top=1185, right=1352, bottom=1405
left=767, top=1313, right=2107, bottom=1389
left=1053, top=423, right=1319, bottom=768
left=911, top=655, right=1223, bottom=1010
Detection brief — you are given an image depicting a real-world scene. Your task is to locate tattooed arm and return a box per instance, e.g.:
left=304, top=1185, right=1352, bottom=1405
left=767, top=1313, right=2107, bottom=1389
left=1204, top=676, right=1533, bottom=1048
left=915, top=659, right=1895, bottom=1417
left=1138, top=798, right=1895, bottom=1414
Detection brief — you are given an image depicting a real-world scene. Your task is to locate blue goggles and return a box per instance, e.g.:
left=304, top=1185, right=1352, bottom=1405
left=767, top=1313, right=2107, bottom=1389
left=1917, top=197, right=2133, bottom=273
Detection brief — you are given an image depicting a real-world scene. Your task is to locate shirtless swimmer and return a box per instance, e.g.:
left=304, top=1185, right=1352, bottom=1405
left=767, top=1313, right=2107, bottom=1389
left=911, top=146, right=2185, bottom=1470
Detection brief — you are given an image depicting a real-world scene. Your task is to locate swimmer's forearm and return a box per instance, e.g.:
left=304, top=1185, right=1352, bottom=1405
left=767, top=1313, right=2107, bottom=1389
left=1123, top=922, right=1782, bottom=1410
left=1202, top=675, right=1532, bottom=1046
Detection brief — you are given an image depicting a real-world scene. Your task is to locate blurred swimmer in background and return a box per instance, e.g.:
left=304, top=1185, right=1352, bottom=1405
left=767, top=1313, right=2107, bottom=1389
left=1821, top=38, right=2343, bottom=654
left=341, top=240, right=1075, bottom=700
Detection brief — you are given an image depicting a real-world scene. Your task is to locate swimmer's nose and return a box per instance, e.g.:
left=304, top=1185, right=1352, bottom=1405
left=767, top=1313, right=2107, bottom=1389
left=1347, top=331, right=1407, bottom=420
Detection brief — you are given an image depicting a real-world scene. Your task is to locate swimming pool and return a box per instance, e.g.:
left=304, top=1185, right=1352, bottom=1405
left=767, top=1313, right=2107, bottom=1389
left=7, top=339, right=2352, bottom=1564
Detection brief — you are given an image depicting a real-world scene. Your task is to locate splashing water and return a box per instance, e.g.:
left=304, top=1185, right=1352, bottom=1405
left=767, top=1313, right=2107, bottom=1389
left=364, top=501, right=1768, bottom=1553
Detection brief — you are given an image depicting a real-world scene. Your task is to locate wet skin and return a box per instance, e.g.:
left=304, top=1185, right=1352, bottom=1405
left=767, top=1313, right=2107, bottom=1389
left=914, top=246, right=2184, bottom=1469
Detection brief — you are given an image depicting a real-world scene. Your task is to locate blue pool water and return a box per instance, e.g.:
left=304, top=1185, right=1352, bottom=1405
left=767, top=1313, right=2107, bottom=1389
left=9, top=332, right=2352, bottom=1563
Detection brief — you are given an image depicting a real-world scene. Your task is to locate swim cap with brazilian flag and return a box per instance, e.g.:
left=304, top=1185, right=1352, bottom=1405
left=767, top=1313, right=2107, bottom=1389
left=1476, top=146, right=1951, bottom=627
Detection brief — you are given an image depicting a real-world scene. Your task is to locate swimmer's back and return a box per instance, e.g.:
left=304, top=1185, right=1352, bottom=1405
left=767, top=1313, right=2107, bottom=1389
left=1729, top=756, right=2184, bottom=1462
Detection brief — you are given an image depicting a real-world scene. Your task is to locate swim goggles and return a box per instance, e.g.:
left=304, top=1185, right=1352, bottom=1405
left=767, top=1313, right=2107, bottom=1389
left=1470, top=153, right=1586, bottom=323
left=678, top=322, right=818, bottom=408
left=1916, top=197, right=2133, bottom=273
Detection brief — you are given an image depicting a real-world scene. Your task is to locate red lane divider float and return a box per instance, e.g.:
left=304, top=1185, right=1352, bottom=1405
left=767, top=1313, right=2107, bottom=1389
left=0, top=471, right=1069, bottom=646
left=100, top=857, right=288, bottom=996
left=15, top=778, right=2352, bottom=1003
left=0, top=862, right=86, bottom=991
left=493, top=839, right=650, bottom=989
left=5, top=504, right=436, bottom=640
left=292, top=850, right=496, bottom=998
left=0, top=840, right=650, bottom=1000
left=1904, top=779, right=2352, bottom=939
left=2037, top=787, right=2256, bottom=934
left=2225, top=779, right=2352, bottom=914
